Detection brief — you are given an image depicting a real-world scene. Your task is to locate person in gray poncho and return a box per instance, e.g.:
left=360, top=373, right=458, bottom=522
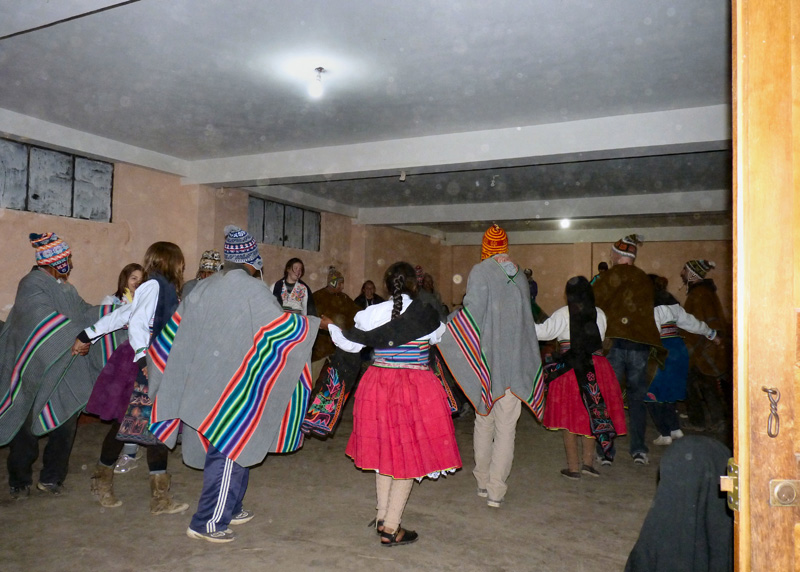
left=0, top=233, right=106, bottom=499
left=438, top=224, right=543, bottom=508
left=147, top=226, right=320, bottom=543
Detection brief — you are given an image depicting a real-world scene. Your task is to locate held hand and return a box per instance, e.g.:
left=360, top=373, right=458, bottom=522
left=319, top=315, right=334, bottom=330
left=712, top=336, right=722, bottom=346
left=71, top=339, right=90, bottom=356
left=142, top=365, right=148, bottom=379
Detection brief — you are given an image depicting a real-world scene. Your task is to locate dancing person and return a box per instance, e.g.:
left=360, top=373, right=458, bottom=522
left=648, top=273, right=721, bottom=444
left=323, top=261, right=461, bottom=546
left=535, top=276, right=626, bottom=478
left=0, top=233, right=102, bottom=498
left=592, top=235, right=664, bottom=465
left=438, top=224, right=542, bottom=508
left=182, top=249, right=222, bottom=298
left=76, top=242, right=188, bottom=514
left=146, top=226, right=319, bottom=543
left=272, top=258, right=317, bottom=316
left=95, top=262, right=145, bottom=474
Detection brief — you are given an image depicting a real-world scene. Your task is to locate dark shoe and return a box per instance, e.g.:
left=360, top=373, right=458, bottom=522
left=367, top=518, right=385, bottom=534
left=581, top=465, right=600, bottom=477
left=10, top=485, right=30, bottom=500
left=229, top=509, right=255, bottom=525
left=186, top=527, right=235, bottom=543
left=595, top=454, right=613, bottom=466
left=632, top=452, right=649, bottom=465
left=36, top=482, right=62, bottom=495
left=560, top=469, right=581, bottom=480
left=380, top=527, right=418, bottom=547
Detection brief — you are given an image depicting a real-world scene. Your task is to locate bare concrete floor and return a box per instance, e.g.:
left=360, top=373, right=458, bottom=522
left=1, top=410, right=673, bottom=572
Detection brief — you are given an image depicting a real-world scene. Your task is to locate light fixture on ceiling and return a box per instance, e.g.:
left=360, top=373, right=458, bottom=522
left=308, top=66, right=325, bottom=98
left=399, top=170, right=406, bottom=182
left=490, top=175, right=499, bottom=188
left=559, top=218, right=571, bottom=229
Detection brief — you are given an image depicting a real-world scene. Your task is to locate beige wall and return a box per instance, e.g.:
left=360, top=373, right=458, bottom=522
left=0, top=162, right=733, bottom=326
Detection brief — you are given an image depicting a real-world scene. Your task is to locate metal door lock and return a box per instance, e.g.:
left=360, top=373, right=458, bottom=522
left=769, top=480, right=800, bottom=506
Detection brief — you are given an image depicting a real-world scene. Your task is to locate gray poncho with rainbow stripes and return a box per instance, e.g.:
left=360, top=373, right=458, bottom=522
left=147, top=269, right=319, bottom=469
left=438, top=255, right=544, bottom=419
left=0, top=269, right=117, bottom=444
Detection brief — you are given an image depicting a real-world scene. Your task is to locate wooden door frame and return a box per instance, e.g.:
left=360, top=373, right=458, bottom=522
left=733, top=0, right=800, bottom=569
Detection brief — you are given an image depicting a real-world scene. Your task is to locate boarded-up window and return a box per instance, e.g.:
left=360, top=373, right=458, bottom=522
left=248, top=197, right=320, bottom=252
left=0, top=137, right=113, bottom=222
left=0, top=139, right=27, bottom=210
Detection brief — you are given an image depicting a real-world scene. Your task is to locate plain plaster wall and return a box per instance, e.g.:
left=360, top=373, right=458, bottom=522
left=0, top=162, right=733, bottom=326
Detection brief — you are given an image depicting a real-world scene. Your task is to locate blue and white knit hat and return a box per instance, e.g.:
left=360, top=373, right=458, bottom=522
left=30, top=232, right=71, bottom=274
left=223, top=225, right=262, bottom=271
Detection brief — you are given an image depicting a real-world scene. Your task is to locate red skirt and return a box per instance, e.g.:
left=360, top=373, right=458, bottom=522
left=542, top=355, right=627, bottom=436
left=345, top=365, right=462, bottom=479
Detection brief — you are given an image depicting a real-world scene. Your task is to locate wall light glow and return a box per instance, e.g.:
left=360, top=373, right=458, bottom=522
left=559, top=218, right=571, bottom=229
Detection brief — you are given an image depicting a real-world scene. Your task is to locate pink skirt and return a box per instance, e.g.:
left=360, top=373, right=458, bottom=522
left=542, top=355, right=627, bottom=436
left=345, top=365, right=462, bottom=479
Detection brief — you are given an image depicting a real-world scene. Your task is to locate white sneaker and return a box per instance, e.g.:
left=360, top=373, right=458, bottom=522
left=670, top=429, right=684, bottom=439
left=653, top=435, right=673, bottom=446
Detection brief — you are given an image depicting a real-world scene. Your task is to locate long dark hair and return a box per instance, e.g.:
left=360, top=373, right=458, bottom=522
left=383, top=262, right=417, bottom=320
left=283, top=257, right=304, bottom=281
left=114, top=263, right=144, bottom=299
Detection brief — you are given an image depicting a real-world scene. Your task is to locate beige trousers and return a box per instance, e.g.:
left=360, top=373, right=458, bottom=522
left=472, top=388, right=522, bottom=502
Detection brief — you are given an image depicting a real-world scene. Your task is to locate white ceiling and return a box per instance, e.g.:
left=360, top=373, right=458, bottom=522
left=0, top=0, right=732, bottom=243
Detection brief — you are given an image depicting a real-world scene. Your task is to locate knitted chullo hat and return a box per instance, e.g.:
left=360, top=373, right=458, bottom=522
left=30, top=232, right=71, bottom=274
left=612, top=234, right=644, bottom=259
left=223, top=225, right=262, bottom=270
left=481, top=224, right=508, bottom=260
left=198, top=249, right=222, bottom=273
left=327, top=266, right=344, bottom=287
left=684, top=259, right=716, bottom=281
left=415, top=265, right=425, bottom=286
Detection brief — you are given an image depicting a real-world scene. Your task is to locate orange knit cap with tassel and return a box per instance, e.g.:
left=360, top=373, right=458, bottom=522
left=481, top=224, right=508, bottom=260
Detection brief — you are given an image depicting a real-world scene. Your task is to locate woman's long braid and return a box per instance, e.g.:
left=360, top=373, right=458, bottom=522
left=391, top=274, right=405, bottom=320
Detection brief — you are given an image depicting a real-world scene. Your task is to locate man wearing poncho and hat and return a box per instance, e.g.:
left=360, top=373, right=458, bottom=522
left=0, top=233, right=106, bottom=499
left=680, top=259, right=730, bottom=432
left=438, top=224, right=543, bottom=508
left=147, top=226, right=319, bottom=543
left=592, top=234, right=664, bottom=466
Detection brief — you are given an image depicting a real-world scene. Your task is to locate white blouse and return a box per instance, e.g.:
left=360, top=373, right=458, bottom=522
left=328, top=294, right=446, bottom=353
left=85, top=279, right=159, bottom=362
left=654, top=303, right=716, bottom=339
left=535, top=305, right=607, bottom=343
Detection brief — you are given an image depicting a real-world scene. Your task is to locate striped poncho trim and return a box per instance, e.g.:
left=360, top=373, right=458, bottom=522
left=445, top=307, right=546, bottom=420
left=195, top=313, right=311, bottom=461
left=445, top=308, right=494, bottom=411
left=96, top=304, right=123, bottom=366
left=0, top=311, right=70, bottom=417
left=273, top=363, right=312, bottom=453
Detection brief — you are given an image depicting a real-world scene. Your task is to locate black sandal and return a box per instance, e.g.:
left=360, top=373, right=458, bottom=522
left=367, top=518, right=385, bottom=534
left=380, top=527, right=419, bottom=547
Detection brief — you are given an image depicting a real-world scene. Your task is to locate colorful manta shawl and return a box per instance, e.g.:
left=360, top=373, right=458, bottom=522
left=437, top=257, right=543, bottom=418
left=0, top=269, right=106, bottom=443
left=147, top=269, right=319, bottom=469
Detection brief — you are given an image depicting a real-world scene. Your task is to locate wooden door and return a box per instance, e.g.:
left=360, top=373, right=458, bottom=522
left=733, top=0, right=800, bottom=569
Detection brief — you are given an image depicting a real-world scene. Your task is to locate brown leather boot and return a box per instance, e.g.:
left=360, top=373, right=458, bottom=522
left=149, top=473, right=189, bottom=515
left=91, top=463, right=122, bottom=508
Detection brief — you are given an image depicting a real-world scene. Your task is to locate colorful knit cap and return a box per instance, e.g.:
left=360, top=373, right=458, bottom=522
left=223, top=225, right=262, bottom=271
left=481, top=224, right=508, bottom=260
left=685, top=259, right=716, bottom=281
left=198, top=249, right=222, bottom=273
left=612, top=234, right=644, bottom=259
left=327, top=266, right=344, bottom=287
left=415, top=265, right=425, bottom=286
left=30, top=232, right=71, bottom=274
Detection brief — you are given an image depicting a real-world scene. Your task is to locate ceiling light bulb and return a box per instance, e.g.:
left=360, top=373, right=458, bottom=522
left=559, top=218, right=571, bottom=229
left=308, top=66, right=325, bottom=99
